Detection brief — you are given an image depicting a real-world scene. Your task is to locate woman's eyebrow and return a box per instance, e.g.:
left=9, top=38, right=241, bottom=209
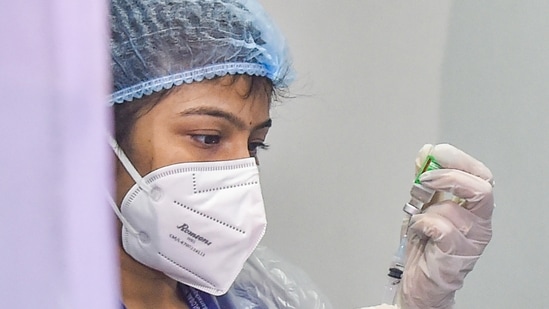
left=179, top=107, right=272, bottom=130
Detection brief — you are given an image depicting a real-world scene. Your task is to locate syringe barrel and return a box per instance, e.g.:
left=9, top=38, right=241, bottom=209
left=382, top=271, right=401, bottom=305
left=383, top=154, right=442, bottom=305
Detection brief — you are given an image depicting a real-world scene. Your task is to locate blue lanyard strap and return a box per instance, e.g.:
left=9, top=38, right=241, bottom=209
left=180, top=285, right=220, bottom=309
left=121, top=284, right=220, bottom=309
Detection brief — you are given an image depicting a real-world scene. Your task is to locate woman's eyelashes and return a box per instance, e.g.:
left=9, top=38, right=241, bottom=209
left=189, top=133, right=269, bottom=157
left=248, top=141, right=269, bottom=156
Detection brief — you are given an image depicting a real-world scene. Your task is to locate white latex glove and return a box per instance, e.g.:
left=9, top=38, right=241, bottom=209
left=398, top=144, right=494, bottom=309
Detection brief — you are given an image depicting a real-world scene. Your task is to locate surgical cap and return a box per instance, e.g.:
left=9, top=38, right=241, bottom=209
left=110, top=0, right=293, bottom=104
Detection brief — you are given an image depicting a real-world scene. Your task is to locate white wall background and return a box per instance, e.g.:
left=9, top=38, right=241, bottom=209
left=438, top=2, right=549, bottom=308
left=258, top=1, right=549, bottom=308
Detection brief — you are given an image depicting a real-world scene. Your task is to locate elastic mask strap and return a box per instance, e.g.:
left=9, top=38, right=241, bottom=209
left=106, top=134, right=150, bottom=236
left=106, top=192, right=139, bottom=236
left=107, top=134, right=153, bottom=194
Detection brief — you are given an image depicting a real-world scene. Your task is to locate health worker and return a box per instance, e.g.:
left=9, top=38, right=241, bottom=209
left=107, top=0, right=495, bottom=308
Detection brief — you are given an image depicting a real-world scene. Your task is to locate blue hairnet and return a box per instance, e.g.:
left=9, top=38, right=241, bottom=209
left=110, top=0, right=293, bottom=104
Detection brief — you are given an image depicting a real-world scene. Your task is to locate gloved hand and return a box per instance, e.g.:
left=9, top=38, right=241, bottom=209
left=399, top=144, right=494, bottom=309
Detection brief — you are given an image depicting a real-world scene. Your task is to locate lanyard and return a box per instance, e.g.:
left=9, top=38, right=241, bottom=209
left=180, top=285, right=220, bottom=309
left=120, top=284, right=220, bottom=309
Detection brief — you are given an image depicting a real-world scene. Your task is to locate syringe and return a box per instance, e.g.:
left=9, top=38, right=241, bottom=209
left=381, top=222, right=409, bottom=305
left=381, top=155, right=441, bottom=305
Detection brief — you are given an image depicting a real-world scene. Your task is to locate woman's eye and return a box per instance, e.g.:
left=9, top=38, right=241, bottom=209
left=192, top=135, right=221, bottom=145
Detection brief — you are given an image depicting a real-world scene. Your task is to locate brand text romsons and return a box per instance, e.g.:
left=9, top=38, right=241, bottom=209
left=177, top=224, right=212, bottom=246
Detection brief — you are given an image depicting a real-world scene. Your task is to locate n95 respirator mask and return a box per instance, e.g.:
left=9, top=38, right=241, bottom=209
left=108, top=137, right=267, bottom=296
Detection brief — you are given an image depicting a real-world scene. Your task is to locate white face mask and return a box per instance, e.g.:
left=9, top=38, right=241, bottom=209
left=107, top=137, right=267, bottom=296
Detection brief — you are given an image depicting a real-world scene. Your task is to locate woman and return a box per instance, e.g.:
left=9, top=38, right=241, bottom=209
left=108, top=0, right=494, bottom=308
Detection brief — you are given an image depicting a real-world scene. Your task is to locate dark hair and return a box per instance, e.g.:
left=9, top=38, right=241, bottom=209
left=114, top=74, right=276, bottom=154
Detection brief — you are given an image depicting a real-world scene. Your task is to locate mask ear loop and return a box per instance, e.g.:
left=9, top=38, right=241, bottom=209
left=107, top=134, right=154, bottom=236
left=106, top=193, right=139, bottom=236
left=107, top=134, right=153, bottom=194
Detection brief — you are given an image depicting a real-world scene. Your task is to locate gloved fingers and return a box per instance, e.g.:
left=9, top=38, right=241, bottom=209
left=419, top=168, right=494, bottom=220
left=408, top=209, right=482, bottom=256
left=402, top=239, right=478, bottom=309
left=420, top=200, right=492, bottom=244
left=403, top=144, right=494, bottom=309
left=416, top=143, right=494, bottom=185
